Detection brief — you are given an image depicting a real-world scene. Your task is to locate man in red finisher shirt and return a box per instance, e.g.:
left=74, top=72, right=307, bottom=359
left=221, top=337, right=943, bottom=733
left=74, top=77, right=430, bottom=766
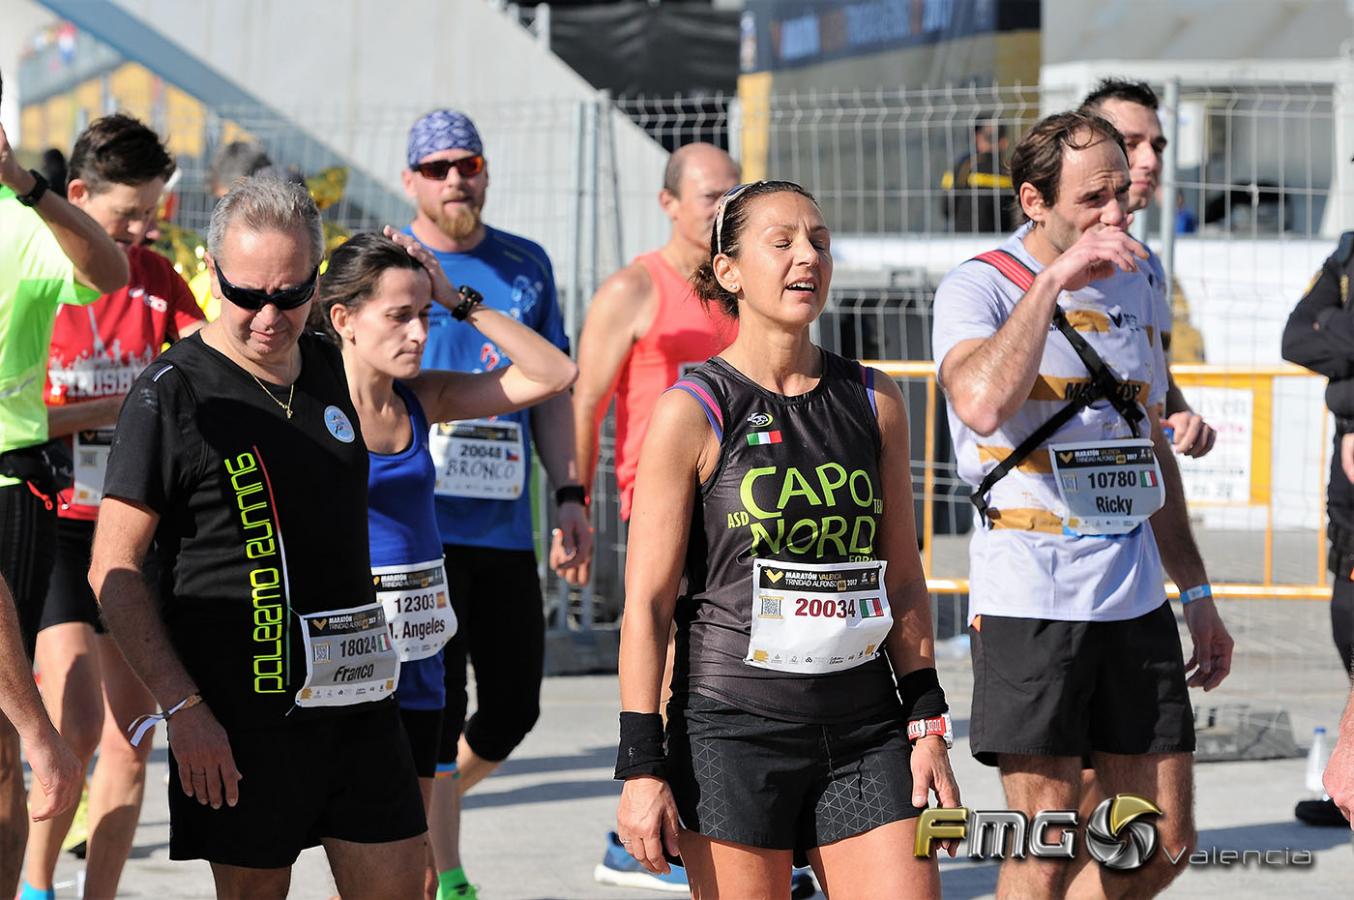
left=23, top=115, right=203, bottom=900
left=568, top=143, right=740, bottom=585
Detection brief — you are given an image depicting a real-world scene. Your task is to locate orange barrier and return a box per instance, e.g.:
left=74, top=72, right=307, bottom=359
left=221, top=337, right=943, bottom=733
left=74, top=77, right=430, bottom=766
left=865, top=360, right=1332, bottom=601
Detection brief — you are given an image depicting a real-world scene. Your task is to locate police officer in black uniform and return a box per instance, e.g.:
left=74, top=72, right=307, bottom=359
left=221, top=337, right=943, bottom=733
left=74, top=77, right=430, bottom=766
left=1282, top=230, right=1354, bottom=826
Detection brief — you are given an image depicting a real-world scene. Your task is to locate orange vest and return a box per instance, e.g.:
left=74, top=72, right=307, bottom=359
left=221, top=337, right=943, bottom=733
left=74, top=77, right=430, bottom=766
left=614, top=251, right=736, bottom=519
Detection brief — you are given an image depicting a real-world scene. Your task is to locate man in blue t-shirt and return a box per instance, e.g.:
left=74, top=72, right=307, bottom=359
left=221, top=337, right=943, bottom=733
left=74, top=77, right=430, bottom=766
left=402, top=109, right=591, bottom=900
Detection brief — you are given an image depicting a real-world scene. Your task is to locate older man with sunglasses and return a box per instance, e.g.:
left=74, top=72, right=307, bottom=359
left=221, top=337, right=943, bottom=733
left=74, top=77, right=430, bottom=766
left=400, top=109, right=590, bottom=900
left=90, top=176, right=427, bottom=899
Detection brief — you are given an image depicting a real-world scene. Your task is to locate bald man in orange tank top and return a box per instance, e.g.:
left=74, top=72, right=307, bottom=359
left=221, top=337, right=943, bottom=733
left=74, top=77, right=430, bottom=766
left=567, top=143, right=740, bottom=585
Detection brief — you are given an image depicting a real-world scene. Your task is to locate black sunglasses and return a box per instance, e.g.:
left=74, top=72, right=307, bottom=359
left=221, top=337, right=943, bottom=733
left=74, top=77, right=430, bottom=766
left=216, top=263, right=319, bottom=311
left=412, top=155, right=486, bottom=181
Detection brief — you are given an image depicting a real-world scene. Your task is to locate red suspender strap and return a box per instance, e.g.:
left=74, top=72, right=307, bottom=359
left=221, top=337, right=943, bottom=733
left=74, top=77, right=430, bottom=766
left=971, top=249, right=1037, bottom=293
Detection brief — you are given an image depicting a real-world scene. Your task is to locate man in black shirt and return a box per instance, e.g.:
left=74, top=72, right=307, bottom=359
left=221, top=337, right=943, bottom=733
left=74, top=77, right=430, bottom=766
left=1283, top=231, right=1354, bottom=827
left=89, top=177, right=425, bottom=897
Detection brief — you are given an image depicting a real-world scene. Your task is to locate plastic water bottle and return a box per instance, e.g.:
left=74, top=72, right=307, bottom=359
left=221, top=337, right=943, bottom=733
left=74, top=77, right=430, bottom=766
left=1307, top=726, right=1331, bottom=795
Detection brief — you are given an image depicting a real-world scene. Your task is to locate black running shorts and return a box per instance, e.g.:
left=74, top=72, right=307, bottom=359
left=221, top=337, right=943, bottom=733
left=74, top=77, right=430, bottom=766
left=168, top=702, right=426, bottom=868
left=968, top=601, right=1196, bottom=767
left=0, top=482, right=56, bottom=659
left=665, top=690, right=921, bottom=851
left=41, top=517, right=165, bottom=634
left=41, top=518, right=104, bottom=633
left=438, top=544, right=545, bottom=765
left=399, top=706, right=444, bottom=780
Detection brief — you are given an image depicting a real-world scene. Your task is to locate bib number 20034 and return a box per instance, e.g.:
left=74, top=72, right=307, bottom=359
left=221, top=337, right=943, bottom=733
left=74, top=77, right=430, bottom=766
left=746, top=559, right=892, bottom=675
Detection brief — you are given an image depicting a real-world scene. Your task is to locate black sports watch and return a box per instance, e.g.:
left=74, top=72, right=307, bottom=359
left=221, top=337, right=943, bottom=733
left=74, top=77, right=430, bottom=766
left=555, top=484, right=588, bottom=507
left=15, top=170, right=49, bottom=208
left=451, top=285, right=484, bottom=321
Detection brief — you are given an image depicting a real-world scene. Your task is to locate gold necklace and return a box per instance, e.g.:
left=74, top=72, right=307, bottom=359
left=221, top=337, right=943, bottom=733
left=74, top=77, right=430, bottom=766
left=249, top=371, right=295, bottom=419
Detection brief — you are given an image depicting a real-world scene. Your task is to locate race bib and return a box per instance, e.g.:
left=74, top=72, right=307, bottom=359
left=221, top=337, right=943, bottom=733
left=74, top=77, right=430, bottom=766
left=746, top=559, right=892, bottom=674
left=296, top=602, right=400, bottom=708
left=1048, top=438, right=1165, bottom=536
left=72, top=428, right=116, bottom=507
left=374, top=559, right=458, bottom=662
left=430, top=419, right=525, bottom=500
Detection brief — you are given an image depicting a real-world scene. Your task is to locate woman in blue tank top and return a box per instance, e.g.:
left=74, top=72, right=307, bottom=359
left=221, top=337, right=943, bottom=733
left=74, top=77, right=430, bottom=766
left=613, top=182, right=960, bottom=896
left=314, top=229, right=576, bottom=898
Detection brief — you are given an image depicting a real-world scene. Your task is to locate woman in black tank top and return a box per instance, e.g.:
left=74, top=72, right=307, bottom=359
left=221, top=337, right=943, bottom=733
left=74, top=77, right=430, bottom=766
left=612, top=182, right=960, bottom=895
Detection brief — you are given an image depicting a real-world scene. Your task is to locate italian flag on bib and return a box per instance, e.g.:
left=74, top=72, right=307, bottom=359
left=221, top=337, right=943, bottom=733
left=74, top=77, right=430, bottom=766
left=747, top=431, right=782, bottom=446
left=859, top=597, right=885, bottom=618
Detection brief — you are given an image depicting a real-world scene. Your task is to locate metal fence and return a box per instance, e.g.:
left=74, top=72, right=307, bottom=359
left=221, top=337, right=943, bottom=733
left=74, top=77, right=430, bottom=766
left=26, top=67, right=1350, bottom=644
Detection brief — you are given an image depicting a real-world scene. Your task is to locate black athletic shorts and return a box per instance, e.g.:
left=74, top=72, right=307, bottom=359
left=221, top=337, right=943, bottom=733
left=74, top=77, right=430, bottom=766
left=438, top=544, right=545, bottom=765
left=0, top=481, right=57, bottom=660
left=42, top=518, right=104, bottom=633
left=969, top=601, right=1196, bottom=767
left=665, top=690, right=920, bottom=851
left=399, top=706, right=444, bottom=780
left=168, top=701, right=426, bottom=868
left=41, top=517, right=164, bottom=634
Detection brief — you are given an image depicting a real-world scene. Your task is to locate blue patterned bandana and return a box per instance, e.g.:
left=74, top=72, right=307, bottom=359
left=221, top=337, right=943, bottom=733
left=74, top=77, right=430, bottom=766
left=406, top=110, right=484, bottom=168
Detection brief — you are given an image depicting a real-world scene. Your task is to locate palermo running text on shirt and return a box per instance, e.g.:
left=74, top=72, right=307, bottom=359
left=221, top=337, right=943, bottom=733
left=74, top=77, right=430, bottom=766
left=101, top=331, right=384, bottom=730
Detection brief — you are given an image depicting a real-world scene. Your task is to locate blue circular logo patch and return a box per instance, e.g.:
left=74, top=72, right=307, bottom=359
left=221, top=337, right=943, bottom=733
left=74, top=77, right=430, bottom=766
left=324, top=405, right=355, bottom=443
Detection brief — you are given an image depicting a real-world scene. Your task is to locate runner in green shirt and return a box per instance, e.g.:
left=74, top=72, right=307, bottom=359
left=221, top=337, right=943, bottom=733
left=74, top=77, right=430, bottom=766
left=0, top=68, right=128, bottom=900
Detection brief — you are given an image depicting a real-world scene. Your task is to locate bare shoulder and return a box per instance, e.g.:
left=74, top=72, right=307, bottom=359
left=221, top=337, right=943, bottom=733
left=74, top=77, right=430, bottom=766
left=650, top=383, right=713, bottom=439
left=641, top=385, right=716, bottom=464
left=591, top=262, right=655, bottom=317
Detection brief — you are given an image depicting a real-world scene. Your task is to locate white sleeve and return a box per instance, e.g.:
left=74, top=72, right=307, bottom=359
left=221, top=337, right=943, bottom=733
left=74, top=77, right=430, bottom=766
left=1146, top=276, right=1169, bottom=409
left=1148, top=251, right=1172, bottom=338
left=931, top=263, right=1008, bottom=375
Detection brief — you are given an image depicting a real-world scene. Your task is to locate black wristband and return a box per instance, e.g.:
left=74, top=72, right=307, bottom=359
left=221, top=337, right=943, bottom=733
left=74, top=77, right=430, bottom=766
left=15, top=170, right=49, bottom=208
left=614, top=711, right=666, bottom=780
left=450, top=284, right=483, bottom=321
left=555, top=484, right=588, bottom=507
left=900, top=667, right=949, bottom=721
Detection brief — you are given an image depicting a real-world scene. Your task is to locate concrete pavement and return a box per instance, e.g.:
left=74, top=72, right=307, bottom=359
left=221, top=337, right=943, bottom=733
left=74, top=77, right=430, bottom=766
left=42, top=600, right=1354, bottom=897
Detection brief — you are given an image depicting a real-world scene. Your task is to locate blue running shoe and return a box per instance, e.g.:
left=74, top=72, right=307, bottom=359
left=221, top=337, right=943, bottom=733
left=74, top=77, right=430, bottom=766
left=594, top=832, right=690, bottom=893
left=594, top=832, right=821, bottom=897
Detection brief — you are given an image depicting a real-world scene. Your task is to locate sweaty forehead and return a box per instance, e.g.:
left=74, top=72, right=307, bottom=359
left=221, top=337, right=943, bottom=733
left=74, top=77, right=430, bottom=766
left=1061, top=138, right=1128, bottom=186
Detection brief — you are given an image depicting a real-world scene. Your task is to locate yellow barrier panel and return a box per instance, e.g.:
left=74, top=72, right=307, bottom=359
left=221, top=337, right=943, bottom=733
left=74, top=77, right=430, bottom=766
left=864, top=360, right=1331, bottom=601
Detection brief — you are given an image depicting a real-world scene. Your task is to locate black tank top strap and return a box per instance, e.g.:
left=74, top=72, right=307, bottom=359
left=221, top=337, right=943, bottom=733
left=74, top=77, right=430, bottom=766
left=667, top=372, right=727, bottom=444
left=851, top=358, right=880, bottom=418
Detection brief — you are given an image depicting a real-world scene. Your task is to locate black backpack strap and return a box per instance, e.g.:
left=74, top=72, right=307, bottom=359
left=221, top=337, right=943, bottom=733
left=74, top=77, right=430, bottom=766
left=1050, top=308, right=1143, bottom=437
left=965, top=249, right=1145, bottom=526
left=968, top=396, right=1091, bottom=526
